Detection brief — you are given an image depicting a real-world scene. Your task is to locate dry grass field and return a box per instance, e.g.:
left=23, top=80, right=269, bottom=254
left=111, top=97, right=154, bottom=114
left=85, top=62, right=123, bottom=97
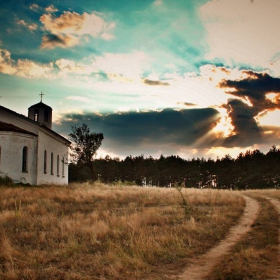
left=0, top=183, right=278, bottom=280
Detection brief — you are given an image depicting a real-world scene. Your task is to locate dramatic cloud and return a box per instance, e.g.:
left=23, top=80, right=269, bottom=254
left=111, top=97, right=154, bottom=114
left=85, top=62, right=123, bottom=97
left=220, top=71, right=280, bottom=111
left=40, top=11, right=115, bottom=49
left=1, top=0, right=280, bottom=161
left=55, top=108, right=221, bottom=157
left=222, top=99, right=262, bottom=147
left=218, top=70, right=280, bottom=147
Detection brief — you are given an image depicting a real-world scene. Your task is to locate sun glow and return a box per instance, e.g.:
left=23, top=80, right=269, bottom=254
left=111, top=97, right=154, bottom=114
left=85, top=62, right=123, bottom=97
left=212, top=108, right=235, bottom=138
left=205, top=145, right=260, bottom=159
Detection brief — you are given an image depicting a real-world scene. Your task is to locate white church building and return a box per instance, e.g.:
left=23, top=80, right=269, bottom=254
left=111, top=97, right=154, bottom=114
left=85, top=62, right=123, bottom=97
left=0, top=99, right=71, bottom=185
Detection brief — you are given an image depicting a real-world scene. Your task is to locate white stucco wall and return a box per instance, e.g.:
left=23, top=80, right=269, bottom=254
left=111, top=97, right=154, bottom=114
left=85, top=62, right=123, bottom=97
left=0, top=132, right=37, bottom=185
left=37, top=130, right=69, bottom=185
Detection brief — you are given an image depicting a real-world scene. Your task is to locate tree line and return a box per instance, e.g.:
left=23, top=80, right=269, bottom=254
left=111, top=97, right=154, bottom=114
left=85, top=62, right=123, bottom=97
left=68, top=124, right=280, bottom=189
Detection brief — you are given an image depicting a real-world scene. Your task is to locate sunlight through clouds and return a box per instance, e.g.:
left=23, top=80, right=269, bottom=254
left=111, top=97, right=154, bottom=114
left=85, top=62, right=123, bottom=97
left=1, top=0, right=280, bottom=160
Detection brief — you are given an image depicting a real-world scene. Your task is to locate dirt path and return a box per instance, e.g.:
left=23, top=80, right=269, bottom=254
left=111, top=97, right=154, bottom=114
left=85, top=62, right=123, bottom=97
left=177, top=195, right=260, bottom=280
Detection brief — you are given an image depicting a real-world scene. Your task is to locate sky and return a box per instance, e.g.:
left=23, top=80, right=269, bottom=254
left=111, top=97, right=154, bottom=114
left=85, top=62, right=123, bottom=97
left=1, top=0, right=280, bottom=160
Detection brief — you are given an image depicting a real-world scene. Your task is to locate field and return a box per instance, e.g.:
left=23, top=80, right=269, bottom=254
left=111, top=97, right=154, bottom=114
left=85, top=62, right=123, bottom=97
left=0, top=183, right=279, bottom=280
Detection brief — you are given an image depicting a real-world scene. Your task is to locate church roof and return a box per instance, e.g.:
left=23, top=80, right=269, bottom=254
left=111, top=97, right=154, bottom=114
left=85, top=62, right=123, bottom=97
left=28, top=101, right=52, bottom=110
left=0, top=121, right=37, bottom=136
left=0, top=105, right=71, bottom=145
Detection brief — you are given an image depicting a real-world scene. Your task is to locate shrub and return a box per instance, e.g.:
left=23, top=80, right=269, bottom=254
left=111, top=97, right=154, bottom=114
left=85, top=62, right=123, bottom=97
left=0, top=175, right=14, bottom=186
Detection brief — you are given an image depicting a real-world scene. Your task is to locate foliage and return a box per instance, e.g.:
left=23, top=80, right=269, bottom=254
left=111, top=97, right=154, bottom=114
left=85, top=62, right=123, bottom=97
left=68, top=123, right=104, bottom=181
left=0, top=175, right=14, bottom=186
left=70, top=145, right=280, bottom=189
left=174, top=183, right=193, bottom=217
left=69, top=123, right=104, bottom=165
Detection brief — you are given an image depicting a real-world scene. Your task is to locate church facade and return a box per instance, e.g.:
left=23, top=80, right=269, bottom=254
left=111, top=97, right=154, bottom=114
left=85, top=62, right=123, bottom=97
left=0, top=101, right=71, bottom=185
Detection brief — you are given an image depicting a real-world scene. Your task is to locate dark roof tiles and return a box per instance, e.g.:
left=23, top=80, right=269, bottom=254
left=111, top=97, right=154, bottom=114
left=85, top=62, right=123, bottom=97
left=0, top=121, right=37, bottom=136
left=0, top=105, right=71, bottom=145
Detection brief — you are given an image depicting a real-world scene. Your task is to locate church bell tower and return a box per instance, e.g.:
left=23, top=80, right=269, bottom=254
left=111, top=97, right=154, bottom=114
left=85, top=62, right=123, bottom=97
left=28, top=93, right=53, bottom=129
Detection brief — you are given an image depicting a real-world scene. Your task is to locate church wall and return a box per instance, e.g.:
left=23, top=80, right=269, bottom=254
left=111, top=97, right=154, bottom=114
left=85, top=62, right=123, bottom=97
left=0, top=105, right=70, bottom=185
left=37, top=131, right=69, bottom=185
left=0, top=132, right=37, bottom=185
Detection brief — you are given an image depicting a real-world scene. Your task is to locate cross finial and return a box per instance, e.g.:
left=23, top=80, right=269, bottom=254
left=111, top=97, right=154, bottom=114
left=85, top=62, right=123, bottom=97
left=39, top=92, right=44, bottom=102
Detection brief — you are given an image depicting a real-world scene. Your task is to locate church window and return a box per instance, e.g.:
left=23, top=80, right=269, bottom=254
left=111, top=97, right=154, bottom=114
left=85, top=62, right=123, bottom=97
left=34, top=109, right=39, bottom=122
left=44, top=109, right=49, bottom=122
left=22, top=146, right=28, bottom=172
left=44, top=150, right=47, bottom=174
left=57, top=155, right=60, bottom=176
left=51, top=152, right=54, bottom=175
left=62, top=157, right=65, bottom=177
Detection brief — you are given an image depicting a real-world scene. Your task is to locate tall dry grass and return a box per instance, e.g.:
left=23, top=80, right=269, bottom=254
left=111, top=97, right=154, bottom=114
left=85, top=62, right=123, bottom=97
left=0, top=183, right=244, bottom=280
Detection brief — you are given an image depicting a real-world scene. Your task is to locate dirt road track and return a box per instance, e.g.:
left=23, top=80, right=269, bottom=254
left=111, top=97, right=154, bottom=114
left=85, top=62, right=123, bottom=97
left=177, top=195, right=260, bottom=280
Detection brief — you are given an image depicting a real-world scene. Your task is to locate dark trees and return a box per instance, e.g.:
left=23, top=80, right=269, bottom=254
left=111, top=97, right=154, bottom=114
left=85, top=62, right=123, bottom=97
left=69, top=124, right=104, bottom=181
left=69, top=143, right=280, bottom=189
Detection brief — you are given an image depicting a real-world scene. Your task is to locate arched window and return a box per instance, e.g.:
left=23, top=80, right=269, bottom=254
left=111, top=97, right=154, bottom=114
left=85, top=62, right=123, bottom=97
left=44, top=150, right=47, bottom=174
left=22, top=146, right=28, bottom=172
left=34, top=109, right=39, bottom=122
left=57, top=155, right=60, bottom=176
left=51, top=152, right=54, bottom=175
left=62, top=157, right=65, bottom=177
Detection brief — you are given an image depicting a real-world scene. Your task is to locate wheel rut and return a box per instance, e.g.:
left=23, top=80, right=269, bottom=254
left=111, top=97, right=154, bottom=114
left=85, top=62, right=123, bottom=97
left=177, top=195, right=260, bottom=280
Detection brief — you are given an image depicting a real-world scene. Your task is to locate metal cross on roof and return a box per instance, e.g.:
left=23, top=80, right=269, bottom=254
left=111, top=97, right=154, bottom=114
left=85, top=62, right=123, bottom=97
left=39, top=92, right=44, bottom=102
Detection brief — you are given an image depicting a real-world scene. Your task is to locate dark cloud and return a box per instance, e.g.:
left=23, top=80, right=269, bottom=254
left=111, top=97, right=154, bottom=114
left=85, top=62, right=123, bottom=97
left=219, top=71, right=280, bottom=112
left=222, top=99, right=263, bottom=147
left=53, top=71, right=280, bottom=157
left=54, top=108, right=220, bottom=156
left=143, top=79, right=170, bottom=86
left=219, top=71, right=280, bottom=147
